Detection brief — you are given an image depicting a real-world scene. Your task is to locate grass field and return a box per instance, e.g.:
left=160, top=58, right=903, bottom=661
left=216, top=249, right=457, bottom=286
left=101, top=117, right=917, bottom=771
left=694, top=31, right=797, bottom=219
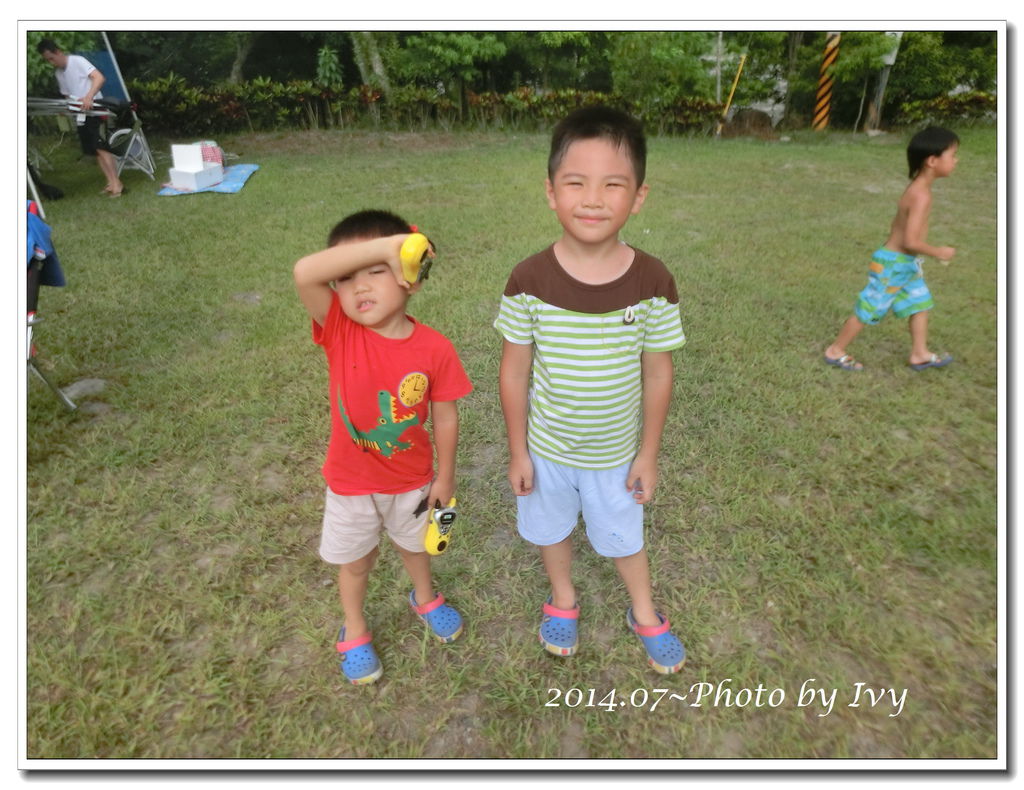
left=22, top=125, right=999, bottom=762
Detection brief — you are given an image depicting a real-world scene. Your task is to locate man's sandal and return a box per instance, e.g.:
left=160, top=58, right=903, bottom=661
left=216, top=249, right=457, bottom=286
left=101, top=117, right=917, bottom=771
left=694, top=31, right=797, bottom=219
left=409, top=591, right=463, bottom=643
left=627, top=608, right=686, bottom=674
left=540, top=597, right=580, bottom=657
left=336, top=627, right=383, bottom=685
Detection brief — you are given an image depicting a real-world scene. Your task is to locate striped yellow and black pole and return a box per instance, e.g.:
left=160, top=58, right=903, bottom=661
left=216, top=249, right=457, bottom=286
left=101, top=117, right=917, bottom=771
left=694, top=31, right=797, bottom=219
left=813, top=32, right=841, bottom=130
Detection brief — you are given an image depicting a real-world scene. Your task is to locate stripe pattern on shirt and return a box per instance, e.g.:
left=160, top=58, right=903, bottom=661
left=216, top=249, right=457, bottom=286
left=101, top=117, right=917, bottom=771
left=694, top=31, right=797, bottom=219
left=494, top=245, right=686, bottom=469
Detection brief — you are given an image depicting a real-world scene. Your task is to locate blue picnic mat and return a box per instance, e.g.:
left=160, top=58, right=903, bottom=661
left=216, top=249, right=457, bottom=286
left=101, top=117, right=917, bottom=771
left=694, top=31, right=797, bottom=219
left=158, top=164, right=259, bottom=196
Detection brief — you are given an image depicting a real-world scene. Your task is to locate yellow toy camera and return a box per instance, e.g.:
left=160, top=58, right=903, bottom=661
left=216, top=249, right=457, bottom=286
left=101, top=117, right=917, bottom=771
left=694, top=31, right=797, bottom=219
left=400, top=231, right=435, bottom=285
left=424, top=497, right=457, bottom=555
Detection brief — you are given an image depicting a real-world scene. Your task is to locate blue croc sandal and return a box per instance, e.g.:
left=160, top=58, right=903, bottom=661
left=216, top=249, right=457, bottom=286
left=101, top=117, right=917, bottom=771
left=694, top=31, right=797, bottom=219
left=627, top=608, right=686, bottom=674
left=409, top=591, right=463, bottom=643
left=336, top=627, right=383, bottom=685
left=539, top=597, right=579, bottom=657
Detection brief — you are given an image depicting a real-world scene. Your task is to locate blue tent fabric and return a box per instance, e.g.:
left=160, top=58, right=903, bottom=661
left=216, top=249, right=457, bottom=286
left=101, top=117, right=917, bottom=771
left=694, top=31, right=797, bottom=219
left=157, top=164, right=260, bottom=196
left=27, top=205, right=66, bottom=287
left=81, top=50, right=129, bottom=103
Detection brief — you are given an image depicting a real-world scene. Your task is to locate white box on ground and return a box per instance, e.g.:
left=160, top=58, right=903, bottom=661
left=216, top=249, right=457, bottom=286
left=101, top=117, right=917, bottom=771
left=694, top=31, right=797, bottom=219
left=171, top=144, right=205, bottom=170
left=168, top=143, right=224, bottom=190
left=168, top=164, right=224, bottom=191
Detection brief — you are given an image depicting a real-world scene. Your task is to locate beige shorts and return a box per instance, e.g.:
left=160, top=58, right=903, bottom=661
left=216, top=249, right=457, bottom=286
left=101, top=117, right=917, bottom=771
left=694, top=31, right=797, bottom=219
left=319, top=484, right=431, bottom=564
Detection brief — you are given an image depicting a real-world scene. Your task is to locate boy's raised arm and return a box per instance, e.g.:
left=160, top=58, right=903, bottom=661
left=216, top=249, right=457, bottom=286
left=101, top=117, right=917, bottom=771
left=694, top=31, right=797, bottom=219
left=293, top=234, right=408, bottom=325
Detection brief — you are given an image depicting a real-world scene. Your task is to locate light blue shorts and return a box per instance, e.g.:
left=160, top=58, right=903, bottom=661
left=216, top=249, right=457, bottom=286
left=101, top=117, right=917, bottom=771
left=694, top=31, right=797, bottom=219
left=516, top=451, right=644, bottom=558
left=854, top=248, right=934, bottom=325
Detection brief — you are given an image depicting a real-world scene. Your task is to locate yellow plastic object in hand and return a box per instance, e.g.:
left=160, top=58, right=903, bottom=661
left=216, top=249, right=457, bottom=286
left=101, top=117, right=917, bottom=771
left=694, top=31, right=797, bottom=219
left=400, top=232, right=433, bottom=284
left=424, top=497, right=457, bottom=555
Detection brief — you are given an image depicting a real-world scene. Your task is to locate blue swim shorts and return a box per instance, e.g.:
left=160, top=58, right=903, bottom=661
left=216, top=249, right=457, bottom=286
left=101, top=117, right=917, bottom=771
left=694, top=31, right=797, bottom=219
left=516, top=451, right=643, bottom=558
left=854, top=248, right=934, bottom=325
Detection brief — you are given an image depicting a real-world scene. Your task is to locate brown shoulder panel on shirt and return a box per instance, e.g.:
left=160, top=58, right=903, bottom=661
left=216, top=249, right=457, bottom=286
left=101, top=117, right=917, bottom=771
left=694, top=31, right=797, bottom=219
left=502, top=245, right=678, bottom=314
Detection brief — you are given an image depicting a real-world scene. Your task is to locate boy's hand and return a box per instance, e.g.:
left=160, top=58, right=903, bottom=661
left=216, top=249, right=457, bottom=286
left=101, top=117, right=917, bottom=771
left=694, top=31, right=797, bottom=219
left=935, top=246, right=956, bottom=265
left=384, top=234, right=415, bottom=290
left=626, top=455, right=658, bottom=505
left=427, top=476, right=455, bottom=512
left=508, top=454, right=534, bottom=496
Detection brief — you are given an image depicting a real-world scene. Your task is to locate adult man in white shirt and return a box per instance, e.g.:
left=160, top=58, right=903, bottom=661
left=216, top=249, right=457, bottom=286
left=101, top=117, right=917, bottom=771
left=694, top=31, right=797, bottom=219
left=37, top=39, right=124, bottom=196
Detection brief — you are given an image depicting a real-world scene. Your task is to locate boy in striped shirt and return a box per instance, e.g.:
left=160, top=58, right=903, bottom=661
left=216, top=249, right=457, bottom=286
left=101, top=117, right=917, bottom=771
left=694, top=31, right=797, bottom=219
left=494, top=106, right=687, bottom=674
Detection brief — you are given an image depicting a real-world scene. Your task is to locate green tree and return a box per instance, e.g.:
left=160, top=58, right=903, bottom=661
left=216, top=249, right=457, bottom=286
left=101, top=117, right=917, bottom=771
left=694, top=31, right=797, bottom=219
left=607, top=31, right=716, bottom=125
left=885, top=30, right=997, bottom=111
left=226, top=32, right=261, bottom=84
left=826, top=32, right=898, bottom=129
left=315, top=45, right=344, bottom=89
left=496, top=31, right=613, bottom=92
left=390, top=32, right=506, bottom=114
left=107, top=31, right=237, bottom=85
left=349, top=31, right=393, bottom=98
left=720, top=31, right=810, bottom=122
left=779, top=32, right=891, bottom=128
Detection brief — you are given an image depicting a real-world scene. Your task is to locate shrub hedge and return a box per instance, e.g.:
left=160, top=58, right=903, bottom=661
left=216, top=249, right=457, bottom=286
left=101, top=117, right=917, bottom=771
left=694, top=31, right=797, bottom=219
left=892, top=90, right=997, bottom=127
left=124, top=78, right=726, bottom=136
left=117, top=76, right=997, bottom=136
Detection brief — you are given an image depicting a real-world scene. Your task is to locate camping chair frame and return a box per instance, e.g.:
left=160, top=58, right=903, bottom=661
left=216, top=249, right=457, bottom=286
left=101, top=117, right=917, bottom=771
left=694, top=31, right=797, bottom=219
left=107, top=115, right=155, bottom=178
left=26, top=254, right=76, bottom=411
left=25, top=185, right=76, bottom=411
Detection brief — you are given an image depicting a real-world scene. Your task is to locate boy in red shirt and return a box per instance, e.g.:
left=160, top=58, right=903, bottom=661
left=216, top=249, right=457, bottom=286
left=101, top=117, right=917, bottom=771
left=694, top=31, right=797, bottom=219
left=294, top=210, right=472, bottom=684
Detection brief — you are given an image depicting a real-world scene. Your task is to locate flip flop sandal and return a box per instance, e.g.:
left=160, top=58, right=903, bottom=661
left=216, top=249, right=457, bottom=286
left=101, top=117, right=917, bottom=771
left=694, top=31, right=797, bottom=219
left=909, top=352, right=953, bottom=371
left=539, top=597, right=579, bottom=657
left=824, top=354, right=863, bottom=371
left=336, top=627, right=383, bottom=685
left=409, top=591, right=463, bottom=643
left=627, top=608, right=686, bottom=674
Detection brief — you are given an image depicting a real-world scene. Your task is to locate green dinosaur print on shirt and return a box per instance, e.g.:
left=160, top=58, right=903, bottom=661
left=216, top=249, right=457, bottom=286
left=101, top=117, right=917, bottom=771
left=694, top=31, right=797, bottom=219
left=339, top=389, right=419, bottom=457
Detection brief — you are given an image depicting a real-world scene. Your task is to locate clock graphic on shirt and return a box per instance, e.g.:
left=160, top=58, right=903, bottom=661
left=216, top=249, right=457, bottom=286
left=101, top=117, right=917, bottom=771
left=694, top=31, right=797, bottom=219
left=398, top=372, right=429, bottom=407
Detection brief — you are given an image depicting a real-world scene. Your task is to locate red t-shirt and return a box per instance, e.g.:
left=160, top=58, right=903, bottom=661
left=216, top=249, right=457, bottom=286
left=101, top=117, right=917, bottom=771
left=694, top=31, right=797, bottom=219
left=313, top=294, right=472, bottom=495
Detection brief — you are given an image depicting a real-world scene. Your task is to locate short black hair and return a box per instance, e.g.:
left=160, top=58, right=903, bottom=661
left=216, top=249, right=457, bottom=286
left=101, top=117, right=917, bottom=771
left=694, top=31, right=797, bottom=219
left=327, top=209, right=411, bottom=247
left=548, top=105, right=647, bottom=185
left=36, top=38, right=61, bottom=55
left=907, top=126, right=959, bottom=179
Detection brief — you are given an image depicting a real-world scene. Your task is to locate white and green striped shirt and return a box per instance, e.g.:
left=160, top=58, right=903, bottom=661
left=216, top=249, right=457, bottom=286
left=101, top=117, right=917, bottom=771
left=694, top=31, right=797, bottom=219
left=494, top=245, right=686, bottom=469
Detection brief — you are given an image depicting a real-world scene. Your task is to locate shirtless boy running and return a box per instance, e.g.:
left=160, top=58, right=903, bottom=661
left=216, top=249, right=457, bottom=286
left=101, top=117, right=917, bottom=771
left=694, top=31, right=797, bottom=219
left=824, top=126, right=959, bottom=372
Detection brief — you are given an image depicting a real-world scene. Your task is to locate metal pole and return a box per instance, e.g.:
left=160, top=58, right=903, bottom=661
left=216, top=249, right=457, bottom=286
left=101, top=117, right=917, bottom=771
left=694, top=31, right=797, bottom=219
left=813, top=32, right=841, bottom=131
left=100, top=31, right=133, bottom=104
left=715, top=53, right=746, bottom=137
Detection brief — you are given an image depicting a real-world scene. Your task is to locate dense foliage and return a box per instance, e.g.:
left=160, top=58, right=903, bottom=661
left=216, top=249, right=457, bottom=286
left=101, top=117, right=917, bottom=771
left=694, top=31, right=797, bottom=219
left=26, top=29, right=997, bottom=134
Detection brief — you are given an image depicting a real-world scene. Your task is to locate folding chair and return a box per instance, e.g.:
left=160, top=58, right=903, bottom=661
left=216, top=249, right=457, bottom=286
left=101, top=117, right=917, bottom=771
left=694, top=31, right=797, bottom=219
left=84, top=34, right=156, bottom=180
left=100, top=99, right=156, bottom=179
left=26, top=197, right=76, bottom=411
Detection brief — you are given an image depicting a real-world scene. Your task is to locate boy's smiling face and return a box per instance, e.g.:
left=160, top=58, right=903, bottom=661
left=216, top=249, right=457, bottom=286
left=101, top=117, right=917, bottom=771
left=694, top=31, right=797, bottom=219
left=545, top=137, right=648, bottom=247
